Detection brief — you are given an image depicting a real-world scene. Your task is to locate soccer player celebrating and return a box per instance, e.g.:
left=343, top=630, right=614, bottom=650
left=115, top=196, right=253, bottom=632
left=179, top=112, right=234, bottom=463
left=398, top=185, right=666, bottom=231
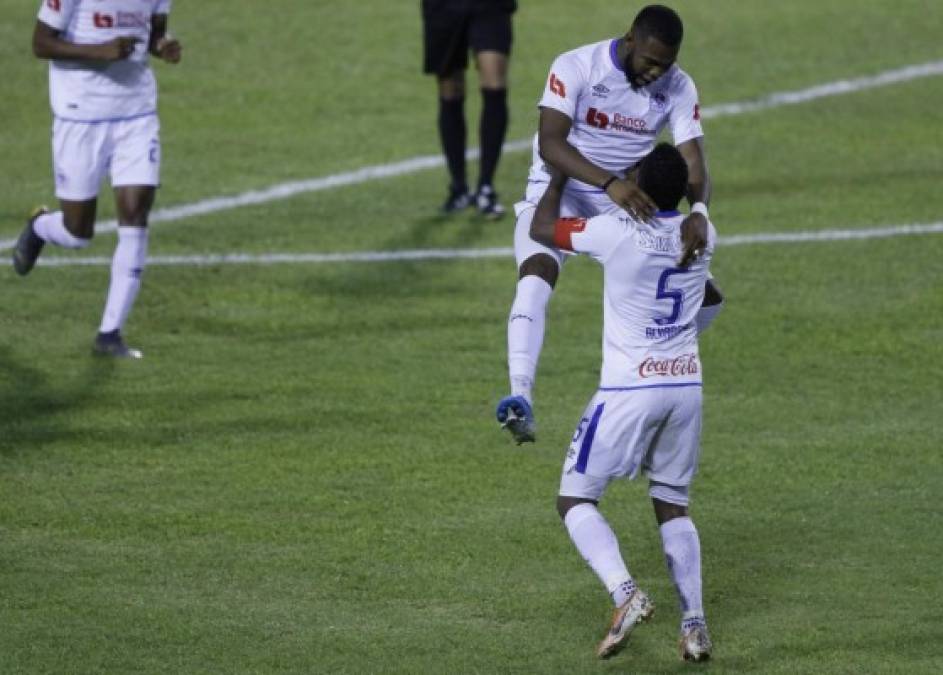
left=531, top=144, right=716, bottom=662
left=496, top=4, right=721, bottom=442
left=12, top=0, right=182, bottom=358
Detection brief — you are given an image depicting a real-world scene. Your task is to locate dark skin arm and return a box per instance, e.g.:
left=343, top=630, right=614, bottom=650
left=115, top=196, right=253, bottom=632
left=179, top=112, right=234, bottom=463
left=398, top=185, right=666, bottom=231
left=539, top=107, right=658, bottom=221
left=676, top=136, right=712, bottom=267
left=148, top=14, right=182, bottom=63
left=32, top=16, right=181, bottom=64
left=33, top=20, right=139, bottom=61
left=530, top=171, right=569, bottom=248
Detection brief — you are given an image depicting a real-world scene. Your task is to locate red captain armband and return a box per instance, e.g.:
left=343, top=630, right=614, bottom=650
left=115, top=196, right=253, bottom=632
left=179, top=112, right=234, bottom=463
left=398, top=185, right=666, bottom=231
left=553, top=217, right=587, bottom=251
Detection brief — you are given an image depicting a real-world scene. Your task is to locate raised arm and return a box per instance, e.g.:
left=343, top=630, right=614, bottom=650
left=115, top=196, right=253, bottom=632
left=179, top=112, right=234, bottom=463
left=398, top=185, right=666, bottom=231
left=32, top=20, right=138, bottom=62
left=539, top=107, right=656, bottom=220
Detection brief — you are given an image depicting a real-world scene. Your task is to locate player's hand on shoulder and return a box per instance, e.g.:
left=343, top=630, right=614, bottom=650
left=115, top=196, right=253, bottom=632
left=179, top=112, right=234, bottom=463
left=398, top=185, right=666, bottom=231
left=678, top=211, right=708, bottom=268
left=154, top=34, right=182, bottom=64
left=606, top=178, right=656, bottom=222
left=96, top=36, right=140, bottom=61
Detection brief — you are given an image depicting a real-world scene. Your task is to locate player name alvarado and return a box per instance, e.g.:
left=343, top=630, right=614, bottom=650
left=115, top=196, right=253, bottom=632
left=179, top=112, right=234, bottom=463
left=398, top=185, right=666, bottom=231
left=638, top=353, right=699, bottom=379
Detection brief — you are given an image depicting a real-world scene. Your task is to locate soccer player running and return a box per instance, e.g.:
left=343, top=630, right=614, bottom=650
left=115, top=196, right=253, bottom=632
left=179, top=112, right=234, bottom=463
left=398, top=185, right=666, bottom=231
left=496, top=5, right=722, bottom=442
left=12, top=0, right=182, bottom=358
left=530, top=144, right=716, bottom=661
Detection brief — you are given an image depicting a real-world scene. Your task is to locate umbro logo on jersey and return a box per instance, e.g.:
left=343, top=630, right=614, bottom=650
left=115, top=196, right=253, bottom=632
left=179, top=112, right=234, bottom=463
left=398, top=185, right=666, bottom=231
left=592, top=83, right=610, bottom=97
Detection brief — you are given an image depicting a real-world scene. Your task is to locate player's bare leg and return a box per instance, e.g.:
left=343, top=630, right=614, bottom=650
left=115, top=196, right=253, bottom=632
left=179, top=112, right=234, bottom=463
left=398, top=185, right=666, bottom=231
left=652, top=494, right=712, bottom=661
left=436, top=70, right=473, bottom=213
left=13, top=198, right=95, bottom=275
left=93, top=185, right=152, bottom=359
left=556, top=495, right=654, bottom=658
left=473, top=50, right=509, bottom=218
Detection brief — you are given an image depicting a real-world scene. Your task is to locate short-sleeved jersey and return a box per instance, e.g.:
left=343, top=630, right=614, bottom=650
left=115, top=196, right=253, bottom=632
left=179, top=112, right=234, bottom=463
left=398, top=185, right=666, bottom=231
left=553, top=210, right=715, bottom=389
left=37, top=0, right=171, bottom=121
left=528, top=39, right=703, bottom=190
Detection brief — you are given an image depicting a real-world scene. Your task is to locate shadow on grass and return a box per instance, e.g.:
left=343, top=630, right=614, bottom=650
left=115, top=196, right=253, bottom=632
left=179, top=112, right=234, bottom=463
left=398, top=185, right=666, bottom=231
left=0, top=345, right=115, bottom=456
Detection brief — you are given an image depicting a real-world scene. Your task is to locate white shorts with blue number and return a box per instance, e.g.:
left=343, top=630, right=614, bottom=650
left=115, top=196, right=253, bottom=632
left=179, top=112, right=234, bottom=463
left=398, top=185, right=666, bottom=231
left=52, top=113, right=161, bottom=201
left=558, top=384, right=703, bottom=501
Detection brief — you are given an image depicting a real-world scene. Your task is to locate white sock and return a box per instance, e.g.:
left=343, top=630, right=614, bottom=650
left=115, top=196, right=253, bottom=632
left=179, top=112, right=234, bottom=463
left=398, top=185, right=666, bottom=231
left=660, top=516, right=705, bottom=622
left=564, top=503, right=633, bottom=605
left=507, top=275, right=553, bottom=402
left=99, top=226, right=149, bottom=333
left=32, top=211, right=90, bottom=249
left=695, top=302, right=723, bottom=335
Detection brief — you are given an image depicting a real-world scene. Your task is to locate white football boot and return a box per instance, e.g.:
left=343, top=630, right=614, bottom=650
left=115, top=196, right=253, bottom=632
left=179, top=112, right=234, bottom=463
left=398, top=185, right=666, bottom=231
left=595, top=588, right=654, bottom=659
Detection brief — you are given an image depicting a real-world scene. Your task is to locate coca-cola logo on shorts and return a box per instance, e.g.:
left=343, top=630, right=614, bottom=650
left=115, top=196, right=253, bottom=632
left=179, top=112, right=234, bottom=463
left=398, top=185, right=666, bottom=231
left=638, top=353, right=699, bottom=378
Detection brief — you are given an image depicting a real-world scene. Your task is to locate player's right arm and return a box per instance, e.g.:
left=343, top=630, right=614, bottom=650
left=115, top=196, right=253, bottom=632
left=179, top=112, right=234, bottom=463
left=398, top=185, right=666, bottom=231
left=33, top=4, right=138, bottom=63
left=530, top=170, right=621, bottom=260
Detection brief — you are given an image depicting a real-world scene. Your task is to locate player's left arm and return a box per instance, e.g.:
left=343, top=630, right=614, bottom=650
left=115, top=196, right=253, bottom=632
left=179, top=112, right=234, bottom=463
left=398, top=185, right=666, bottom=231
left=149, top=14, right=181, bottom=63
left=675, top=137, right=712, bottom=268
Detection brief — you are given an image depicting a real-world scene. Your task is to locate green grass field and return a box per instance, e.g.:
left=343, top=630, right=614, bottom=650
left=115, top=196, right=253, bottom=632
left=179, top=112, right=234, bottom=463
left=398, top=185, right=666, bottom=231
left=2, top=1, right=943, bottom=672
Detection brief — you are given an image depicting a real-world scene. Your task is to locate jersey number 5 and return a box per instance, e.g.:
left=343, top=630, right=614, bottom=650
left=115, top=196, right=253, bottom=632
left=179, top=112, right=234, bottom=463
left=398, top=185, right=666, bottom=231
left=654, top=267, right=688, bottom=325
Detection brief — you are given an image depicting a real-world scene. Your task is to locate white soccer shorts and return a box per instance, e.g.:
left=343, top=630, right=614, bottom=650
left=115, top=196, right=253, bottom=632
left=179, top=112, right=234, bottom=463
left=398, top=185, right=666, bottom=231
left=558, top=385, right=703, bottom=501
left=52, top=114, right=161, bottom=201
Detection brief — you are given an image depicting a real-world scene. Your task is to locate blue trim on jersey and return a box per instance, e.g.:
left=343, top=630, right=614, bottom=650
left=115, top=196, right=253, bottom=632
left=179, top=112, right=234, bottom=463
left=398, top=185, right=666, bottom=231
left=575, top=402, right=605, bottom=474
left=53, top=110, right=157, bottom=125
left=609, top=39, right=624, bottom=72
left=655, top=210, right=682, bottom=217
left=598, top=382, right=703, bottom=392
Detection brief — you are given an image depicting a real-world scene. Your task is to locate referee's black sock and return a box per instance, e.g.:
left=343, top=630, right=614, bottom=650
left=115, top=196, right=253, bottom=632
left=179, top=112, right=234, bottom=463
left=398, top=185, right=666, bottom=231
left=438, top=96, right=467, bottom=194
left=478, top=87, right=508, bottom=191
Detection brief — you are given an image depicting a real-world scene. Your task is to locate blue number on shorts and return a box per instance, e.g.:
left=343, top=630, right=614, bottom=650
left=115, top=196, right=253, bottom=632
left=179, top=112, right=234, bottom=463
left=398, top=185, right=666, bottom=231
left=654, top=267, right=688, bottom=325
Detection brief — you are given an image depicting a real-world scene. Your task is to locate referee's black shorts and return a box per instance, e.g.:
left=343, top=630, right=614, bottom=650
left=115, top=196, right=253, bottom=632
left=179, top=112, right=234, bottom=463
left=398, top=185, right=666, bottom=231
left=422, top=1, right=516, bottom=77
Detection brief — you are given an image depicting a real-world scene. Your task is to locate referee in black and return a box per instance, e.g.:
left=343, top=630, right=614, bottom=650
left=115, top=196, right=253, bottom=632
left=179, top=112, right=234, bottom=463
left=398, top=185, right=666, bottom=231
left=422, top=0, right=517, bottom=218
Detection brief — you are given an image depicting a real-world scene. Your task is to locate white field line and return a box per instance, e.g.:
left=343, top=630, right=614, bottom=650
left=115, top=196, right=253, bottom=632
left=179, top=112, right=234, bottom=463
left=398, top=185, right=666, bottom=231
left=33, top=222, right=943, bottom=267
left=3, top=59, right=942, bottom=254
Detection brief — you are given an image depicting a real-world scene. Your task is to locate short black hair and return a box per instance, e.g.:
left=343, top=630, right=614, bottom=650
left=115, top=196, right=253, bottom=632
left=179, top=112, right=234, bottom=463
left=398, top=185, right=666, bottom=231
left=631, top=5, right=684, bottom=47
left=637, top=142, right=688, bottom=211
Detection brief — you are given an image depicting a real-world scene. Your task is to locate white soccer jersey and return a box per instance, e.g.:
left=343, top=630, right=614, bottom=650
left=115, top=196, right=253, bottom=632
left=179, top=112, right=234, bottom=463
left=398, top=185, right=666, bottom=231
left=528, top=39, right=703, bottom=191
left=37, top=0, right=171, bottom=121
left=553, top=210, right=715, bottom=389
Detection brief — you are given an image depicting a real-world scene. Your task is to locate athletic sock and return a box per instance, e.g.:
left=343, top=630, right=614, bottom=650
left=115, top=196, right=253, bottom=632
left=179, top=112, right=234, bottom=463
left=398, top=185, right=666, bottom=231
left=660, top=516, right=705, bottom=622
left=564, top=503, right=634, bottom=605
left=507, top=275, right=552, bottom=402
left=438, top=96, right=467, bottom=193
left=99, top=226, right=148, bottom=333
left=32, top=211, right=90, bottom=249
left=477, top=87, right=508, bottom=190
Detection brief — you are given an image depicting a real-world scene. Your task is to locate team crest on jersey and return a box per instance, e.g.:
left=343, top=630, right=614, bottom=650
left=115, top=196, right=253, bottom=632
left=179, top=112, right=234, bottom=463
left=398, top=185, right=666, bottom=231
left=649, top=92, right=669, bottom=112
left=591, top=83, right=610, bottom=98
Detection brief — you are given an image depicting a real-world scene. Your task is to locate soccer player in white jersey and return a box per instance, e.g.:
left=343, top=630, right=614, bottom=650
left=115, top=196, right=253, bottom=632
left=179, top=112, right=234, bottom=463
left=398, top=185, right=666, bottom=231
left=496, top=5, right=722, bottom=443
left=530, top=143, right=716, bottom=662
left=12, top=0, right=182, bottom=358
